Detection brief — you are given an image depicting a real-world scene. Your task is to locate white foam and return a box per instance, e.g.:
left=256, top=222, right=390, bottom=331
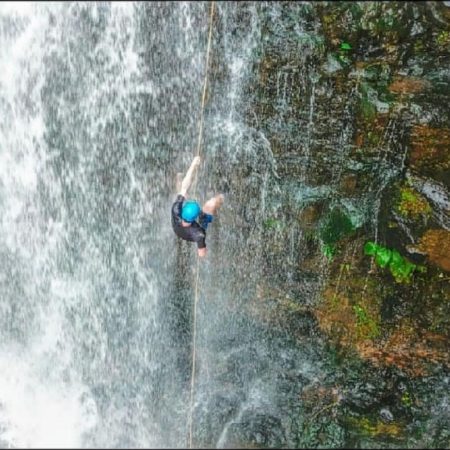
left=0, top=1, right=35, bottom=17
left=0, top=329, right=98, bottom=448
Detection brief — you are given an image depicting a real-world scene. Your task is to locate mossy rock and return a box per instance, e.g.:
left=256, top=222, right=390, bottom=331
left=320, top=207, right=356, bottom=247
left=354, top=114, right=390, bottom=155
left=315, top=235, right=450, bottom=376
left=357, top=319, right=450, bottom=377
left=316, top=271, right=383, bottom=347
left=395, top=184, right=432, bottom=221
left=345, top=416, right=404, bottom=439
left=436, top=30, right=450, bottom=48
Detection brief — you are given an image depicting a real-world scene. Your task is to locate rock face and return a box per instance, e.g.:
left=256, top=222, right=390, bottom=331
left=417, top=229, right=450, bottom=272
left=240, top=1, right=450, bottom=378
left=206, top=2, right=450, bottom=447
left=409, top=125, right=450, bottom=187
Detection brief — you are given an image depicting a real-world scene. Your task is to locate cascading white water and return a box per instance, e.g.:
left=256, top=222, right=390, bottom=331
left=0, top=2, right=192, bottom=447
left=0, top=2, right=99, bottom=447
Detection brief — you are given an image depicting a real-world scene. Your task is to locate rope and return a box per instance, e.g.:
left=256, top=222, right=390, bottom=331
left=187, top=2, right=215, bottom=448
left=192, top=0, right=215, bottom=197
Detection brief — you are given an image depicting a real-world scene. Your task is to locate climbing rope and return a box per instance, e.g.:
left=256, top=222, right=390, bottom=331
left=192, top=0, right=216, bottom=197
left=187, top=2, right=215, bottom=448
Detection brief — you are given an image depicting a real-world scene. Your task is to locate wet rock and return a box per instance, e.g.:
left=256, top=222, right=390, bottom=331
left=380, top=294, right=409, bottom=324
left=356, top=322, right=450, bottom=377
left=343, top=380, right=386, bottom=411
left=322, top=53, right=344, bottom=74
left=409, top=125, right=450, bottom=188
left=241, top=1, right=450, bottom=441
left=416, top=229, right=450, bottom=272
left=246, top=281, right=317, bottom=341
left=314, top=232, right=450, bottom=377
left=195, top=393, right=243, bottom=448
left=222, top=411, right=285, bottom=449
left=379, top=407, right=394, bottom=423
left=406, top=172, right=450, bottom=230
left=340, top=173, right=359, bottom=196
left=353, top=112, right=390, bottom=154
left=298, top=204, right=323, bottom=230
left=388, top=76, right=431, bottom=94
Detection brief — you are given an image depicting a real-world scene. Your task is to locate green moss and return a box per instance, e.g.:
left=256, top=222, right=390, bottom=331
left=346, top=416, right=403, bottom=438
left=396, top=186, right=432, bottom=219
left=360, top=97, right=377, bottom=121
left=263, top=217, right=282, bottom=230
left=358, top=87, right=377, bottom=121
left=375, top=15, right=396, bottom=32
left=353, top=304, right=381, bottom=339
left=401, top=391, right=413, bottom=407
left=363, top=241, right=378, bottom=256
left=320, top=208, right=355, bottom=246
left=367, top=131, right=381, bottom=145
left=414, top=39, right=425, bottom=53
left=320, top=208, right=355, bottom=259
left=376, top=247, right=392, bottom=268
left=335, top=51, right=351, bottom=67
left=436, top=31, right=450, bottom=47
left=323, top=243, right=336, bottom=260
left=377, top=85, right=396, bottom=105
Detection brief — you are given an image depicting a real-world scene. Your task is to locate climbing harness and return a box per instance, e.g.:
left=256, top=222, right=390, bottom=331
left=187, top=2, right=215, bottom=448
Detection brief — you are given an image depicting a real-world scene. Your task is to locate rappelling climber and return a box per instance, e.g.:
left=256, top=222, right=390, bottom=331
left=171, top=156, right=224, bottom=258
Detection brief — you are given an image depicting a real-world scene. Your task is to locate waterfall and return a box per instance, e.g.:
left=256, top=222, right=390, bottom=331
left=2, top=1, right=448, bottom=448
left=0, top=2, right=199, bottom=447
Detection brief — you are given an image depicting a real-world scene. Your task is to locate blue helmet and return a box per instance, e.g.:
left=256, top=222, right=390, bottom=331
left=181, top=200, right=201, bottom=222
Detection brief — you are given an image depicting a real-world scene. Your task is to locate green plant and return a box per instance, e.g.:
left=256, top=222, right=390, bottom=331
left=323, top=243, right=336, bottom=260
left=320, top=208, right=355, bottom=260
left=401, top=391, right=412, bottom=407
left=336, top=42, right=353, bottom=66
left=364, top=241, right=423, bottom=283
left=320, top=208, right=355, bottom=247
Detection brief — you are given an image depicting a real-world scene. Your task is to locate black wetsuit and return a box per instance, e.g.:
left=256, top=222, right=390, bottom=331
left=171, top=195, right=206, bottom=249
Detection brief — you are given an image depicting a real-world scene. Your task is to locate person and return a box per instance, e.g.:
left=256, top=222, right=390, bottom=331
left=171, top=156, right=224, bottom=258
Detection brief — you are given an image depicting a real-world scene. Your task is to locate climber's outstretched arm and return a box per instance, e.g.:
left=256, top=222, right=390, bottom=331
left=178, top=156, right=201, bottom=198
